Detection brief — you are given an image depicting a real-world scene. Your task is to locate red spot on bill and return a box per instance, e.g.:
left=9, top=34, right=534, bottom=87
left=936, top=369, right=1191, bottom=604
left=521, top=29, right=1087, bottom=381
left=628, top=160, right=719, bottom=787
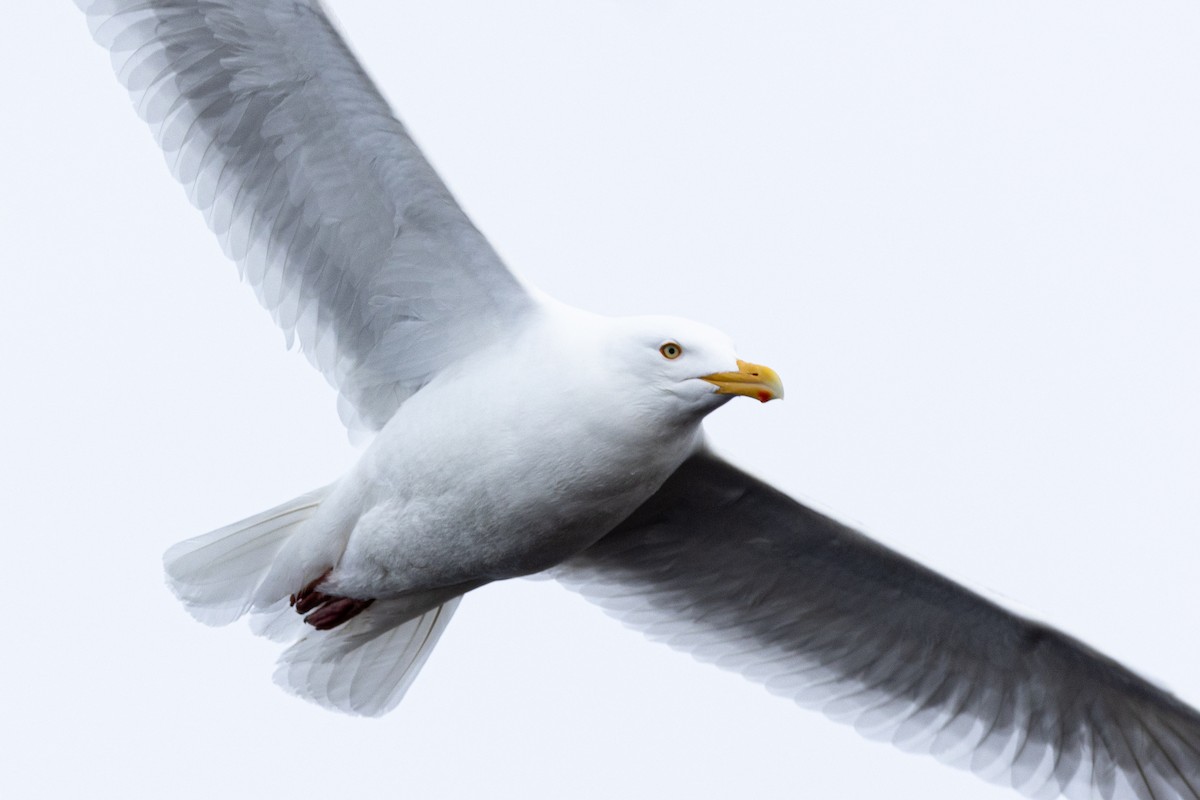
left=757, top=390, right=771, bottom=403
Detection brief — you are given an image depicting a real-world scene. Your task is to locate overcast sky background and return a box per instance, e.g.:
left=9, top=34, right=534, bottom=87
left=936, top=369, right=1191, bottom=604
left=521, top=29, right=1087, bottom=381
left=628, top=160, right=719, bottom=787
left=3, top=2, right=1200, bottom=798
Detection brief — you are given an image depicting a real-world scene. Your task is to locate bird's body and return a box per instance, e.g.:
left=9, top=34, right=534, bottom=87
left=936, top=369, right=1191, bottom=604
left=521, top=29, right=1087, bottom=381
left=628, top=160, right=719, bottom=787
left=275, top=306, right=717, bottom=604
left=72, top=0, right=1200, bottom=797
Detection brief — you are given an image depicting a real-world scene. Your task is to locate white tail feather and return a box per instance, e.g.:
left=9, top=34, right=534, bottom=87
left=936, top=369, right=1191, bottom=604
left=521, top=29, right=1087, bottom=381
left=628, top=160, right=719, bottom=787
left=247, top=597, right=310, bottom=643
left=165, top=489, right=468, bottom=715
left=274, top=596, right=463, bottom=716
left=164, top=488, right=332, bottom=625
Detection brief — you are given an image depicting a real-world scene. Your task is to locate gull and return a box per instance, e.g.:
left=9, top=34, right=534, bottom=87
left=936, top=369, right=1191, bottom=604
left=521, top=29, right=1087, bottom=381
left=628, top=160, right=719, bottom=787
left=73, top=2, right=1200, bottom=798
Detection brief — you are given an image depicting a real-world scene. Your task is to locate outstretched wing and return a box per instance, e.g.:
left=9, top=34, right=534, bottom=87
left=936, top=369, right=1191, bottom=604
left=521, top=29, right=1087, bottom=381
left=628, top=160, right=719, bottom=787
left=558, top=451, right=1200, bottom=800
left=76, top=0, right=532, bottom=431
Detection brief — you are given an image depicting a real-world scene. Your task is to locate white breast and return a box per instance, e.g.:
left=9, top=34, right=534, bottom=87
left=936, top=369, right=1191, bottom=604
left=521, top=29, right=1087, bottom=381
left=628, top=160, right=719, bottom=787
left=318, top=306, right=705, bottom=600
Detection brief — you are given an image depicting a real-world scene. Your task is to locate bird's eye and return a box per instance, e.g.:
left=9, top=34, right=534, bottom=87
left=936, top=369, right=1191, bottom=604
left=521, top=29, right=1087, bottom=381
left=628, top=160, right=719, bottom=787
left=659, top=342, right=683, bottom=359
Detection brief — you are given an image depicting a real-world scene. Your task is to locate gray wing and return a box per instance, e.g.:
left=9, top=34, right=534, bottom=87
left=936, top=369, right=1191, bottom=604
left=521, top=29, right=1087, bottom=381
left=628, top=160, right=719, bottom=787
left=76, top=0, right=532, bottom=431
left=557, top=451, right=1200, bottom=800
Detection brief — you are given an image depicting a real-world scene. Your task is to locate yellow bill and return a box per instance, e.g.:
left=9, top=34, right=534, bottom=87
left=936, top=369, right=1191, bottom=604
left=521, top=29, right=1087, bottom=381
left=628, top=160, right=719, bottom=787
left=701, top=360, right=784, bottom=403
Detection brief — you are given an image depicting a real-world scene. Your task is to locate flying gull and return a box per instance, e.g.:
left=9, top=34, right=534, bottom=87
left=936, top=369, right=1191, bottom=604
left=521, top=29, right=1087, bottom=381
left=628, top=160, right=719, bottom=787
left=74, top=2, right=1200, bottom=798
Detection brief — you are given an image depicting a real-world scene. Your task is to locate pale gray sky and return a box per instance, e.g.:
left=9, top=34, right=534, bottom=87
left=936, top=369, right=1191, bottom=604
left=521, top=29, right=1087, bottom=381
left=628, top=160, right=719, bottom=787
left=3, top=2, right=1199, bottom=798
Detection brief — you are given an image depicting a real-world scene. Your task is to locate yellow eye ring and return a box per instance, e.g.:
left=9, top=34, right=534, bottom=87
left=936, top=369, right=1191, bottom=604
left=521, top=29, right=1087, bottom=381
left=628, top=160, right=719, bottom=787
left=659, top=342, right=683, bottom=359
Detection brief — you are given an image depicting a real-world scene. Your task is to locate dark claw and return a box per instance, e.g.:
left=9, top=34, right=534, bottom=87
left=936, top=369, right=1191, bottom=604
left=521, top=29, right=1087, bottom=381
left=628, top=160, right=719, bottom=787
left=291, top=569, right=332, bottom=611
left=288, top=569, right=374, bottom=629
left=293, top=590, right=329, bottom=614
left=304, top=597, right=375, bottom=630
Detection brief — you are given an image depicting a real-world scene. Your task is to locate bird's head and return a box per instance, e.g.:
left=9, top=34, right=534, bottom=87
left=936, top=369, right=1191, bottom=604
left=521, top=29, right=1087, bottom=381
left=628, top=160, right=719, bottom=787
left=610, top=315, right=784, bottom=415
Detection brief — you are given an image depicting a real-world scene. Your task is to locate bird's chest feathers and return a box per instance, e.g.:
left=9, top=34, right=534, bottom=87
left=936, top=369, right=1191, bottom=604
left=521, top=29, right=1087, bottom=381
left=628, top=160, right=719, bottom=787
left=341, top=374, right=698, bottom=591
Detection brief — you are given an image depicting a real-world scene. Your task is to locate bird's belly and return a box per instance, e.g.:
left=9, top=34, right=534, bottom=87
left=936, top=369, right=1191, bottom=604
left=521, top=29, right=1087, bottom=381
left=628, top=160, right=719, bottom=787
left=325, top=427, right=696, bottom=599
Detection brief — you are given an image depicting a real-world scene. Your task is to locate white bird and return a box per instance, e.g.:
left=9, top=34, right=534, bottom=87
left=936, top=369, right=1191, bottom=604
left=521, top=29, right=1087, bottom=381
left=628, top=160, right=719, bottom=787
left=74, top=2, right=1200, bottom=799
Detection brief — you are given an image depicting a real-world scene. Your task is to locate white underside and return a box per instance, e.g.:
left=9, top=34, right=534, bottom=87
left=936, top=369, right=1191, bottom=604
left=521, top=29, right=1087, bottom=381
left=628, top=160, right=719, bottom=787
left=164, top=303, right=726, bottom=715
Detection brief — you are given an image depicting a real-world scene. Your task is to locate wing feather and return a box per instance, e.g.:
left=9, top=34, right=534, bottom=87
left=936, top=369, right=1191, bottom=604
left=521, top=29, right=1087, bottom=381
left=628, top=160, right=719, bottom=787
left=558, top=451, right=1200, bottom=799
left=76, top=0, right=532, bottom=431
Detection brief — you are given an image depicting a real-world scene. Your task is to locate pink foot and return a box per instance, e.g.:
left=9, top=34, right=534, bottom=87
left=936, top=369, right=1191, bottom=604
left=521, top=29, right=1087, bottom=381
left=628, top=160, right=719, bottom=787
left=289, top=570, right=375, bottom=629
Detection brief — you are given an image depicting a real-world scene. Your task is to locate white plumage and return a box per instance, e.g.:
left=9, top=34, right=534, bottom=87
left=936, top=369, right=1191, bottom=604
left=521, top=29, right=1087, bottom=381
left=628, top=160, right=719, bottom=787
left=75, top=1, right=1200, bottom=798
left=163, top=302, right=748, bottom=715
